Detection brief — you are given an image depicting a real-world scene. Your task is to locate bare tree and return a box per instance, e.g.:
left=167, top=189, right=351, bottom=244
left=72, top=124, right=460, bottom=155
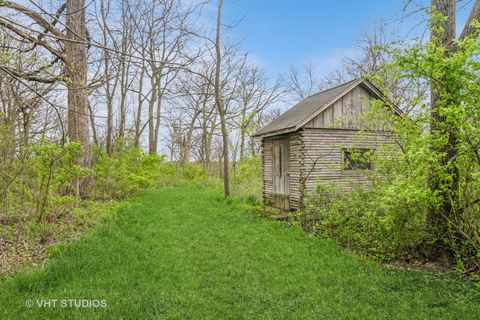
left=0, top=0, right=92, bottom=195
left=65, top=0, right=91, bottom=194
left=235, top=66, right=284, bottom=160
left=287, top=62, right=326, bottom=101
left=340, top=20, right=424, bottom=113
left=214, top=0, right=230, bottom=197
left=98, top=0, right=115, bottom=155
left=173, top=67, right=211, bottom=163
left=127, top=0, right=200, bottom=154
left=117, top=0, right=136, bottom=140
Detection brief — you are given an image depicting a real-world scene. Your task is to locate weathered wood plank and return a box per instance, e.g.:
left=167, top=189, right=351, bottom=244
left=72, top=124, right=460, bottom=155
left=301, top=127, right=396, bottom=192
left=302, top=84, right=382, bottom=130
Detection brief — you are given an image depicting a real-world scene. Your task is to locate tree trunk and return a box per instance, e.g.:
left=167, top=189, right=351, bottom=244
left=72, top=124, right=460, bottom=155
left=250, top=136, right=256, bottom=157
left=118, top=0, right=131, bottom=140
left=239, top=125, right=246, bottom=161
left=87, top=100, right=98, bottom=146
left=153, top=91, right=162, bottom=154
left=181, top=109, right=201, bottom=165
left=65, top=0, right=91, bottom=195
left=147, top=76, right=157, bottom=154
left=118, top=63, right=127, bottom=140
left=134, top=60, right=146, bottom=148
left=201, top=124, right=211, bottom=172
left=118, top=37, right=128, bottom=140
left=100, top=0, right=113, bottom=156
left=428, top=0, right=460, bottom=255
left=214, top=0, right=230, bottom=197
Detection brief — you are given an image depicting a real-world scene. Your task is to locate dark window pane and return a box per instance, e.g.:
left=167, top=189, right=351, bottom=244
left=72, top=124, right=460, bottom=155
left=343, top=148, right=373, bottom=170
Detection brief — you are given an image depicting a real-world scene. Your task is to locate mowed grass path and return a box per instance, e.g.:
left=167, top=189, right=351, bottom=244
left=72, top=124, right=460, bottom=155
left=1, top=186, right=479, bottom=319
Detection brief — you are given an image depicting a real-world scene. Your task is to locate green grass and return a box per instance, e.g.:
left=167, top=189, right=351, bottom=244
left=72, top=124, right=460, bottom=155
left=0, top=186, right=479, bottom=319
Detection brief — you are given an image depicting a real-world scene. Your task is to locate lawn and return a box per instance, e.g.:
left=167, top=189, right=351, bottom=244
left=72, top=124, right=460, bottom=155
left=0, top=186, right=479, bottom=319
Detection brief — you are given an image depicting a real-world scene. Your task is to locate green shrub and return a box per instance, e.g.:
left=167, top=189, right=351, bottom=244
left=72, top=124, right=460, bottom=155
left=231, top=157, right=262, bottom=202
left=305, top=180, right=430, bottom=261
left=23, top=141, right=89, bottom=221
left=92, top=144, right=164, bottom=200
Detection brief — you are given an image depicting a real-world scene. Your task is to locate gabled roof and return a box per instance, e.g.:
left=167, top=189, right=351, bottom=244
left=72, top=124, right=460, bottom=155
left=253, top=78, right=401, bottom=137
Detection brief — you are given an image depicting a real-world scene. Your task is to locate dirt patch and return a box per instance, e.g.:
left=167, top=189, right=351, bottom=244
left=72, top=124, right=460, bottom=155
left=383, top=259, right=453, bottom=274
left=0, top=213, right=84, bottom=276
left=0, top=238, right=49, bottom=275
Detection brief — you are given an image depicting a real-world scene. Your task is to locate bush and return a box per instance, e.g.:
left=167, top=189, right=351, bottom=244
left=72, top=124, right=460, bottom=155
left=231, top=157, right=262, bottom=204
left=304, top=180, right=430, bottom=262
left=1, top=140, right=89, bottom=221
left=301, top=96, right=480, bottom=270
left=92, top=144, right=164, bottom=200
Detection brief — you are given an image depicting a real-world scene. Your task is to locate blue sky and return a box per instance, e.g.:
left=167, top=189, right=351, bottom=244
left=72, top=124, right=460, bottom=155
left=221, top=0, right=407, bottom=76
left=220, top=0, right=473, bottom=78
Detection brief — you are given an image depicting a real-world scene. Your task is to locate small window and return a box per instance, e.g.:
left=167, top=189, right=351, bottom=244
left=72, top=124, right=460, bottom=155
left=343, top=148, right=373, bottom=170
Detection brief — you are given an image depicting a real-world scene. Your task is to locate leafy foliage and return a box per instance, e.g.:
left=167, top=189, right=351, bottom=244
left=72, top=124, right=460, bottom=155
left=304, top=182, right=430, bottom=262
left=300, top=16, right=480, bottom=272
left=231, top=156, right=262, bottom=205
left=0, top=134, right=215, bottom=274
left=92, top=143, right=165, bottom=200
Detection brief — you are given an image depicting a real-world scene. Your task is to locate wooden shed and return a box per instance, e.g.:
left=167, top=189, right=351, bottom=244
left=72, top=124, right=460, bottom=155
left=253, top=78, right=402, bottom=210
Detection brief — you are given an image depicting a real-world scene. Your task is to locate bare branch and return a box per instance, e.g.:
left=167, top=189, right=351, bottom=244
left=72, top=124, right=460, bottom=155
left=2, top=1, right=64, bottom=38
left=459, top=0, right=480, bottom=40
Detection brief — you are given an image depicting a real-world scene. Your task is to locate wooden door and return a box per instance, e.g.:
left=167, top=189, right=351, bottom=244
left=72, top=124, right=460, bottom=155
left=272, top=140, right=290, bottom=210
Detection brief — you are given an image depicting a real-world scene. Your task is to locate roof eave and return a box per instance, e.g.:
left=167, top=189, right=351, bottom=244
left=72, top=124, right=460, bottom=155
left=360, top=79, right=403, bottom=115
left=253, top=78, right=404, bottom=139
left=252, top=126, right=297, bottom=138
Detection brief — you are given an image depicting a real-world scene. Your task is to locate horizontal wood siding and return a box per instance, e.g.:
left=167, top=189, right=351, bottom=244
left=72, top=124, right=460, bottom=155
left=262, top=128, right=396, bottom=209
left=288, top=131, right=302, bottom=210
left=301, top=128, right=396, bottom=192
left=260, top=81, right=401, bottom=210
left=262, top=138, right=274, bottom=206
